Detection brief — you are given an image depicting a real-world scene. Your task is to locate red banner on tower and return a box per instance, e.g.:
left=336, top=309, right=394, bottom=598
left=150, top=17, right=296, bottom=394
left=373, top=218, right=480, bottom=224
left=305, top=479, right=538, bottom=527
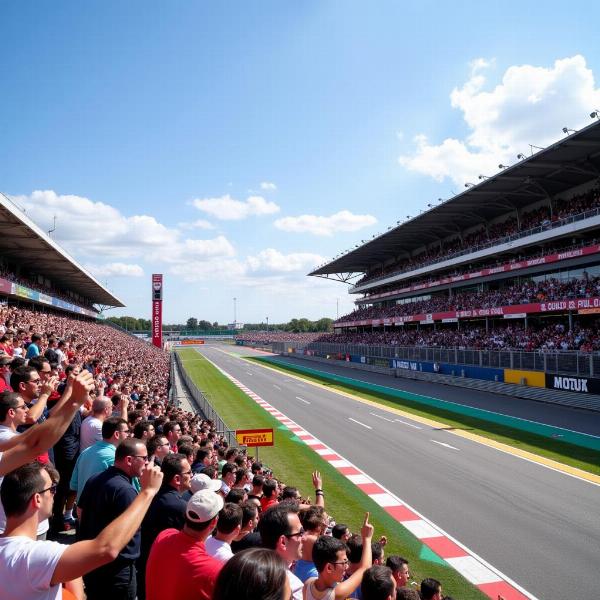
left=152, top=274, right=163, bottom=348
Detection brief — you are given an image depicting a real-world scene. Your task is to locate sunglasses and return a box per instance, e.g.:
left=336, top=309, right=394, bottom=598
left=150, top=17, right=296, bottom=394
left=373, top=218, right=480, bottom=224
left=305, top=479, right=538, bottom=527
left=37, top=484, right=58, bottom=496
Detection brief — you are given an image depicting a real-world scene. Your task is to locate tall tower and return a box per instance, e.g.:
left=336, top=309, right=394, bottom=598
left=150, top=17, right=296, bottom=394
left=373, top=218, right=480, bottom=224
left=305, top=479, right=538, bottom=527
left=151, top=274, right=163, bottom=348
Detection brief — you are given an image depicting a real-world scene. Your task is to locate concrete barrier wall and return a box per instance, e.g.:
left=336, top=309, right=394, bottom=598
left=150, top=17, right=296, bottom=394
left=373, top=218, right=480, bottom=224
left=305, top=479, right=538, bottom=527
left=505, top=369, right=546, bottom=388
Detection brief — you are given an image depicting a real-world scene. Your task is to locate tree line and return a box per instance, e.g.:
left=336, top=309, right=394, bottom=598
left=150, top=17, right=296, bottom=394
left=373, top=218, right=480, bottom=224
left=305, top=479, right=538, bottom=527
left=107, top=316, right=333, bottom=333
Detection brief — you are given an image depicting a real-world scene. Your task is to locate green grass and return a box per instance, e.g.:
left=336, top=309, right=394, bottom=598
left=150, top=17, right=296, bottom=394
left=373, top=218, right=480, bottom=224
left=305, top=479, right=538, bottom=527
left=247, top=356, right=600, bottom=476
left=178, top=348, right=488, bottom=600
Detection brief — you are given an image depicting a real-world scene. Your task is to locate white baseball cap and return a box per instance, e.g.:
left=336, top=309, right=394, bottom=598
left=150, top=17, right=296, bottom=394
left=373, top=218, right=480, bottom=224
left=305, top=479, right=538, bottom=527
left=190, top=473, right=222, bottom=494
left=186, top=490, right=224, bottom=523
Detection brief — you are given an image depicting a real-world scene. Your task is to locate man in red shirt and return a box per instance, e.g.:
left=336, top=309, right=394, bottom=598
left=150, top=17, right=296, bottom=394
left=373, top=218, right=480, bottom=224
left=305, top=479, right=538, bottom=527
left=145, top=489, right=224, bottom=600
left=0, top=356, right=13, bottom=393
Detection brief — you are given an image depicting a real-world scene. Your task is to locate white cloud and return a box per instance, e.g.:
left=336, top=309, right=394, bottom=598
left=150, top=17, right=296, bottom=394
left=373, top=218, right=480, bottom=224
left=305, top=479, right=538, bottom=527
left=191, top=194, right=280, bottom=220
left=246, top=248, right=325, bottom=273
left=260, top=181, right=277, bottom=191
left=178, top=219, right=215, bottom=230
left=274, top=210, right=377, bottom=237
left=86, top=262, right=144, bottom=278
left=399, top=55, right=600, bottom=185
left=12, top=190, right=179, bottom=258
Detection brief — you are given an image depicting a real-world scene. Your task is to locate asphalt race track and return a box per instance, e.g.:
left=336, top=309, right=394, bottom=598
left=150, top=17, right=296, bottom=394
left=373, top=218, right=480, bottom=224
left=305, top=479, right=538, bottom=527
left=195, top=343, right=600, bottom=600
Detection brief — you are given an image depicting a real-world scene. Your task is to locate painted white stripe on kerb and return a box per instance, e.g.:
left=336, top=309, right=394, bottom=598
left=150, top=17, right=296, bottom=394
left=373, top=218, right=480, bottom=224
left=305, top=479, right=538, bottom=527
left=346, top=474, right=373, bottom=485
left=315, top=448, right=334, bottom=456
left=369, top=493, right=400, bottom=507
left=328, top=459, right=351, bottom=468
left=304, top=439, right=321, bottom=446
left=445, top=556, right=503, bottom=585
left=400, top=519, right=443, bottom=539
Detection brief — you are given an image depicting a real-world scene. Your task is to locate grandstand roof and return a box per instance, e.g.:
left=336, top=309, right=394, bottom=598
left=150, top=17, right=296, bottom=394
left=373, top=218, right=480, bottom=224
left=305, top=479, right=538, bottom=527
left=0, top=195, right=125, bottom=307
left=309, top=119, right=600, bottom=279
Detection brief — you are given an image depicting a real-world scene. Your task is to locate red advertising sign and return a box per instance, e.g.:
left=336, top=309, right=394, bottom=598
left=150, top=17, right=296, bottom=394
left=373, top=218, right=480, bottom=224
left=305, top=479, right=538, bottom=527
left=152, top=274, right=163, bottom=348
left=337, top=297, right=600, bottom=328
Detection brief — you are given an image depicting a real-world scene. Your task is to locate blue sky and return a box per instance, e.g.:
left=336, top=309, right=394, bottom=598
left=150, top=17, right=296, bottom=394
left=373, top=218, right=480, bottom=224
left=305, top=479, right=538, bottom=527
left=2, top=2, right=600, bottom=324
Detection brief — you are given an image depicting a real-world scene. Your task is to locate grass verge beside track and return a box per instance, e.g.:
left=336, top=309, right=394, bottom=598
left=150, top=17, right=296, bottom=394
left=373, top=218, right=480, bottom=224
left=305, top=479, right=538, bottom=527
left=178, top=348, right=488, bottom=600
left=248, top=356, right=600, bottom=476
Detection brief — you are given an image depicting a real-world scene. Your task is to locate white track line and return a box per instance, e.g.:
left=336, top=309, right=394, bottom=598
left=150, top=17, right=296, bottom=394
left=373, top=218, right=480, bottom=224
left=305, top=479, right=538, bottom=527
left=395, top=419, right=423, bottom=429
left=296, top=396, right=311, bottom=404
left=349, top=417, right=372, bottom=429
left=431, top=440, right=460, bottom=450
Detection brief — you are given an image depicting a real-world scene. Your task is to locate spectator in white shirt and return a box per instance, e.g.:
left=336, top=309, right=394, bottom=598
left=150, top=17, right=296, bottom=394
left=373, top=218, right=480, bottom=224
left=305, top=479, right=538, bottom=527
left=205, top=502, right=243, bottom=563
left=80, top=397, right=112, bottom=452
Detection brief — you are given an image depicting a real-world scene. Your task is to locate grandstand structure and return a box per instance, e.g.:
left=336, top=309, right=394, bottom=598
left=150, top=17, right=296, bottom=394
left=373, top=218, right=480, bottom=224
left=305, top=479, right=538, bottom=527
left=307, top=118, right=600, bottom=386
left=0, top=194, right=123, bottom=315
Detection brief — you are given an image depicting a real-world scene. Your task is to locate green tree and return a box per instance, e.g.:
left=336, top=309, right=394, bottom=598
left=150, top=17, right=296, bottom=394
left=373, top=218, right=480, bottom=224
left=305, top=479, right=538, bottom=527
left=186, top=317, right=198, bottom=329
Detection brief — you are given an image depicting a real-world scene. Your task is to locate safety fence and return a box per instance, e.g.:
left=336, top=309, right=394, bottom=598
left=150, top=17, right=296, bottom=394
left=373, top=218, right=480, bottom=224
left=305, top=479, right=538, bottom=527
left=268, top=341, right=600, bottom=378
left=172, top=351, right=237, bottom=447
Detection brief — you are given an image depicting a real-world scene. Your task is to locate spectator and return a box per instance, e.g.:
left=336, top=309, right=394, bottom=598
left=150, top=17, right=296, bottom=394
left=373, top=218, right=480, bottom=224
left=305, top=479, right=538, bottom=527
left=0, top=459, right=162, bottom=600
left=145, top=489, right=224, bottom=600
left=396, top=589, right=421, bottom=600
left=258, top=503, right=306, bottom=600
left=80, top=397, right=113, bottom=451
left=303, top=513, right=374, bottom=600
left=192, top=447, right=212, bottom=474
left=220, top=462, right=237, bottom=497
left=147, top=434, right=170, bottom=466
left=78, top=438, right=150, bottom=599
left=0, top=390, right=49, bottom=540
left=260, top=477, right=279, bottom=512
left=133, top=420, right=156, bottom=441
left=70, top=417, right=129, bottom=503
left=213, top=547, right=290, bottom=600
left=0, top=370, right=94, bottom=477
left=0, top=355, right=13, bottom=392
left=421, top=578, right=443, bottom=600
left=230, top=501, right=261, bottom=553
left=332, top=523, right=351, bottom=542
left=138, top=453, right=193, bottom=599
left=163, top=421, right=181, bottom=453
left=25, top=332, right=42, bottom=359
left=386, top=555, right=410, bottom=589
left=361, top=565, right=396, bottom=600
left=205, top=502, right=243, bottom=563
left=294, top=505, right=327, bottom=582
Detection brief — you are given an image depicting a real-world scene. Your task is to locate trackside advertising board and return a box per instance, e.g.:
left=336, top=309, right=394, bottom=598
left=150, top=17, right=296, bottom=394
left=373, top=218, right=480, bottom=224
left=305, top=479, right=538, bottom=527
left=545, top=374, right=600, bottom=394
left=235, top=428, right=274, bottom=447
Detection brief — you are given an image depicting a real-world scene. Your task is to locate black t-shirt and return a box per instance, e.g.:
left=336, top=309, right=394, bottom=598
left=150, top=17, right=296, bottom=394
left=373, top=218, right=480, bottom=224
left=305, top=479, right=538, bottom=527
left=231, top=531, right=262, bottom=553
left=79, top=466, right=139, bottom=560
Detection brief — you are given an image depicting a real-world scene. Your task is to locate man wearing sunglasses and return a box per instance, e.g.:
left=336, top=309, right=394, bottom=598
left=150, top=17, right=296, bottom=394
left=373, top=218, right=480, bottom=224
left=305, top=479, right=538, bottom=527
left=0, top=390, right=50, bottom=540
left=0, top=459, right=163, bottom=600
left=78, top=437, right=151, bottom=599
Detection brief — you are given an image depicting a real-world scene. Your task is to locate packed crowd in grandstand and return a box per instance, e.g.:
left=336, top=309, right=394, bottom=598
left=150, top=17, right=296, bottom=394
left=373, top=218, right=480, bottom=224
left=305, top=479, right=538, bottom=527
left=0, top=265, right=95, bottom=309
left=0, top=303, right=446, bottom=600
left=356, top=185, right=600, bottom=286
left=338, top=275, right=600, bottom=323
left=359, top=236, right=597, bottom=302
left=236, top=331, right=323, bottom=344
left=318, top=321, right=600, bottom=352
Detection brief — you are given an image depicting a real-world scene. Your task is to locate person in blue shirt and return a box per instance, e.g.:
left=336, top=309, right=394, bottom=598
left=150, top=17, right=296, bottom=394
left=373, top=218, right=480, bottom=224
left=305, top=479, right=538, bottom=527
left=70, top=417, right=129, bottom=503
left=25, top=333, right=42, bottom=359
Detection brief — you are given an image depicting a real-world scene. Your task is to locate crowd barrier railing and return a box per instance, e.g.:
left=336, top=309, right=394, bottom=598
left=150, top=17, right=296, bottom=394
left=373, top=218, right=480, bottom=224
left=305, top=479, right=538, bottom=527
left=172, top=351, right=237, bottom=447
left=272, top=341, right=600, bottom=378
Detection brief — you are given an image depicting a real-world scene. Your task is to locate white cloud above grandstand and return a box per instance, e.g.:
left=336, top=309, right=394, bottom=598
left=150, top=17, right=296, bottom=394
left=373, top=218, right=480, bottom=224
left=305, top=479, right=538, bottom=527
left=178, top=219, right=215, bottom=230
left=12, top=190, right=180, bottom=259
left=191, top=194, right=280, bottom=220
left=246, top=248, right=324, bottom=274
left=274, top=210, right=377, bottom=237
left=85, top=262, right=145, bottom=278
left=399, top=55, right=600, bottom=186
